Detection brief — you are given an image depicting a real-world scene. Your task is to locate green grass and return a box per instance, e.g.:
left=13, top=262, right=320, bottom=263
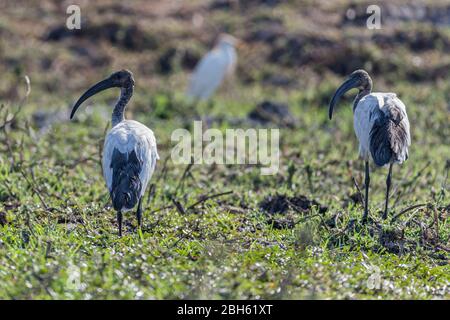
left=0, top=78, right=448, bottom=299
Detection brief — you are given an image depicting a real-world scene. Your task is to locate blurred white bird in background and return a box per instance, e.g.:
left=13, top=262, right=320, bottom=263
left=187, top=33, right=239, bottom=101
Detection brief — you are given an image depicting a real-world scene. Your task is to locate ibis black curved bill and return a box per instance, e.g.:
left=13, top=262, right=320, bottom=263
left=70, top=77, right=117, bottom=119
left=328, top=77, right=359, bottom=120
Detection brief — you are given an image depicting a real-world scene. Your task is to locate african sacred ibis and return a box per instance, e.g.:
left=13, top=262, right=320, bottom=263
left=187, top=33, right=238, bottom=100
left=70, top=70, right=159, bottom=236
left=329, top=69, right=411, bottom=222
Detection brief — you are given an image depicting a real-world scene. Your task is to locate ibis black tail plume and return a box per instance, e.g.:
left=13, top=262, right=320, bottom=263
left=110, top=149, right=142, bottom=211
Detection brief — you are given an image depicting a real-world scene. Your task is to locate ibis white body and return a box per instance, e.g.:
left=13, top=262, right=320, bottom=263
left=102, top=120, right=159, bottom=212
left=187, top=39, right=237, bottom=100
left=353, top=92, right=411, bottom=165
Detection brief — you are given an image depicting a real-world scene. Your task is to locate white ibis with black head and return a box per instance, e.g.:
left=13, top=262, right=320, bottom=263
left=187, top=33, right=239, bottom=100
left=329, top=69, right=411, bottom=222
left=70, top=70, right=159, bottom=236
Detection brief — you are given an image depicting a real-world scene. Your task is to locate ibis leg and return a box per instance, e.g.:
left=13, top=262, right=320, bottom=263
left=362, top=160, right=370, bottom=223
left=136, top=197, right=143, bottom=228
left=383, top=163, right=393, bottom=220
left=117, top=211, right=123, bottom=237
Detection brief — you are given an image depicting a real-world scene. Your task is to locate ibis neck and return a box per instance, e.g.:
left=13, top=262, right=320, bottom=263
left=353, top=82, right=372, bottom=112
left=112, top=85, right=133, bottom=126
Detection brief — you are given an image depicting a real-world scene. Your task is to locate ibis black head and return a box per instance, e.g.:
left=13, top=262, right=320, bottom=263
left=328, top=69, right=372, bottom=120
left=70, top=69, right=135, bottom=119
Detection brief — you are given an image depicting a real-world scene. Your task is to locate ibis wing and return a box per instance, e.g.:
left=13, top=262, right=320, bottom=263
left=370, top=96, right=410, bottom=166
left=369, top=111, right=393, bottom=166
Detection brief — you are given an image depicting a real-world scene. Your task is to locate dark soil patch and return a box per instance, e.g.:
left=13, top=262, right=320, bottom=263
left=325, top=204, right=449, bottom=257
left=269, top=34, right=383, bottom=76
left=269, top=34, right=335, bottom=67
left=67, top=45, right=111, bottom=67
left=378, top=227, right=406, bottom=254
left=157, top=47, right=200, bottom=74
left=0, top=212, right=7, bottom=226
left=246, top=21, right=285, bottom=44
left=326, top=219, right=410, bottom=254
left=44, top=21, right=158, bottom=51
left=372, top=28, right=450, bottom=52
left=210, top=0, right=280, bottom=11
left=57, top=216, right=84, bottom=225
left=266, top=216, right=295, bottom=229
left=269, top=32, right=450, bottom=81
left=342, top=192, right=364, bottom=208
left=259, top=194, right=328, bottom=215
left=158, top=48, right=177, bottom=74
left=248, top=100, right=298, bottom=128
left=261, top=74, right=297, bottom=88
left=260, top=194, right=327, bottom=230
